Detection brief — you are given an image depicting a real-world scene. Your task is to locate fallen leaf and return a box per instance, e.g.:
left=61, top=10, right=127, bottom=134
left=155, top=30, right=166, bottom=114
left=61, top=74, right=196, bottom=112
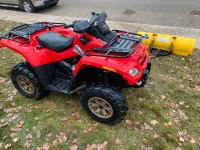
left=154, top=100, right=159, bottom=104
left=190, top=138, right=196, bottom=144
left=153, top=133, right=160, bottom=138
left=35, top=117, right=40, bottom=120
left=164, top=123, right=169, bottom=127
left=70, top=112, right=80, bottom=120
left=144, top=123, right=153, bottom=130
left=185, top=105, right=190, bottom=109
left=77, top=120, right=83, bottom=123
left=161, top=95, right=166, bottom=100
left=88, top=127, right=93, bottom=132
left=178, top=109, right=188, bottom=119
left=175, top=146, right=182, bottom=150
left=0, top=122, right=8, bottom=127
left=111, top=127, right=115, bottom=132
left=4, top=108, right=18, bottom=113
left=11, top=127, right=20, bottom=132
left=61, top=117, right=68, bottom=122
left=93, top=123, right=100, bottom=127
left=115, top=138, right=122, bottom=145
left=47, top=101, right=56, bottom=108
left=179, top=137, right=184, bottom=142
left=147, top=146, right=153, bottom=150
left=150, top=120, right=158, bottom=126
left=179, top=102, right=185, bottom=105
left=2, top=136, right=7, bottom=140
left=179, top=85, right=184, bottom=89
left=178, top=142, right=183, bottom=146
left=36, top=131, right=41, bottom=139
left=52, top=139, right=57, bottom=146
left=195, top=102, right=200, bottom=108
left=17, top=120, right=25, bottom=128
left=66, top=100, right=74, bottom=107
left=70, top=145, right=78, bottom=150
left=13, top=138, right=19, bottom=143
left=5, top=143, right=12, bottom=149
left=26, top=109, right=32, bottom=113
left=72, top=139, right=77, bottom=144
left=26, top=134, right=32, bottom=139
left=46, top=138, right=50, bottom=142
left=99, top=141, right=108, bottom=149
left=42, top=143, right=51, bottom=150
left=82, top=130, right=88, bottom=134
left=11, top=89, right=18, bottom=95
left=168, top=121, right=172, bottom=125
left=125, top=120, right=133, bottom=126
left=58, top=132, right=68, bottom=143
left=168, top=111, right=174, bottom=117
left=142, top=139, right=148, bottom=144
left=46, top=133, right=52, bottom=138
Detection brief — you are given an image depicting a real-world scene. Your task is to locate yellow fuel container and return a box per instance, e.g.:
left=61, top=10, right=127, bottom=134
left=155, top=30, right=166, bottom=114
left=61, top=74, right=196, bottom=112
left=138, top=32, right=196, bottom=57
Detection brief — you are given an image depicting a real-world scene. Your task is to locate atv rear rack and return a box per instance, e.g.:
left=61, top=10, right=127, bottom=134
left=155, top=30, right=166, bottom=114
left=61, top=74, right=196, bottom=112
left=84, top=30, right=142, bottom=58
left=0, top=22, right=67, bottom=44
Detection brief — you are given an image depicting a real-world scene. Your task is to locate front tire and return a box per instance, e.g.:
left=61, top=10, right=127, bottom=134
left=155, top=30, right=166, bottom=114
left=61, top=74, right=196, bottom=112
left=10, top=62, right=45, bottom=100
left=22, top=0, right=36, bottom=13
left=80, top=83, right=128, bottom=125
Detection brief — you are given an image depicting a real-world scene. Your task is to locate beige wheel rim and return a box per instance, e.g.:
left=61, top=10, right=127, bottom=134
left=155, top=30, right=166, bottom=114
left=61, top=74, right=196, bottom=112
left=88, top=97, right=113, bottom=119
left=17, top=75, right=34, bottom=94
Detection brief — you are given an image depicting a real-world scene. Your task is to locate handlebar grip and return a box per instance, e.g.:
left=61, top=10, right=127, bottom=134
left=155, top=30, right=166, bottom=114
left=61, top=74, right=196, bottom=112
left=64, top=24, right=74, bottom=28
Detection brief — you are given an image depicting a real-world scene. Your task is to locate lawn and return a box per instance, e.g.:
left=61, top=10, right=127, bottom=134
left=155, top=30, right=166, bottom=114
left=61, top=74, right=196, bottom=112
left=0, top=20, right=199, bottom=150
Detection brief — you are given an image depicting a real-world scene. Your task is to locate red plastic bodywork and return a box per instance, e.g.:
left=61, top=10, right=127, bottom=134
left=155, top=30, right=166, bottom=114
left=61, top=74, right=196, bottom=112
left=0, top=26, right=149, bottom=85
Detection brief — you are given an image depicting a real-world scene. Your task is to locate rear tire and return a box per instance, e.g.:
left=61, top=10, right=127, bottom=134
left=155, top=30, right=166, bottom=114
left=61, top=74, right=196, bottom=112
left=80, top=83, right=128, bottom=125
left=51, top=1, right=58, bottom=6
left=10, top=62, right=45, bottom=100
left=22, top=0, right=36, bottom=13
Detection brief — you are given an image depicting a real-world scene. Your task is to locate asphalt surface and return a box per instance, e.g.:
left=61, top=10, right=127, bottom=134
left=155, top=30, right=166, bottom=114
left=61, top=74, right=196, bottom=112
left=37, top=0, right=200, bottom=29
left=0, top=0, right=200, bottom=29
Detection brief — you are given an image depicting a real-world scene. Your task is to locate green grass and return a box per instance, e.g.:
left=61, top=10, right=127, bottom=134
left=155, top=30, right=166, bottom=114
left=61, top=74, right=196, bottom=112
left=0, top=20, right=200, bottom=149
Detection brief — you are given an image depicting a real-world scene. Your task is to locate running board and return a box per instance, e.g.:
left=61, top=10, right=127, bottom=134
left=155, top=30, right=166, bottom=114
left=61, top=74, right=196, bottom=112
left=0, top=3, right=19, bottom=8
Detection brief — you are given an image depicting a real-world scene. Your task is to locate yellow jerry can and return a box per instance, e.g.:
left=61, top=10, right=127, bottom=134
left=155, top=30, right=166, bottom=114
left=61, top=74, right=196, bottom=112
left=138, top=32, right=196, bottom=57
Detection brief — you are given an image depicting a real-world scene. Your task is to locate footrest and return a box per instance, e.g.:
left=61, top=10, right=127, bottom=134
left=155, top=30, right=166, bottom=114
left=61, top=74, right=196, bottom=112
left=49, top=78, right=70, bottom=94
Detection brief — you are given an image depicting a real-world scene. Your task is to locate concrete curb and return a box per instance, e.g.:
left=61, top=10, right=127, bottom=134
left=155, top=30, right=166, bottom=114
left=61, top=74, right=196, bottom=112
left=0, top=9, right=199, bottom=48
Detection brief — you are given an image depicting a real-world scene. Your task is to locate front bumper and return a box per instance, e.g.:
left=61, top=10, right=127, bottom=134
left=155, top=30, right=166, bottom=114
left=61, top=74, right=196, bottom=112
left=133, top=60, right=151, bottom=88
left=32, top=0, right=58, bottom=7
left=44, top=0, right=58, bottom=6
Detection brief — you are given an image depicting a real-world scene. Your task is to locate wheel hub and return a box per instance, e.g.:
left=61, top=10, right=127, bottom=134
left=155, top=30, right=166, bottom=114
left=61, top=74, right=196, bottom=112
left=23, top=2, right=31, bottom=12
left=88, top=97, right=113, bottom=119
left=17, top=75, right=34, bottom=94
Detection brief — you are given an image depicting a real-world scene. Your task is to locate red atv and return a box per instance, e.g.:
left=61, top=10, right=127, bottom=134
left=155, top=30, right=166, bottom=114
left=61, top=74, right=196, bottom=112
left=0, top=12, right=151, bottom=125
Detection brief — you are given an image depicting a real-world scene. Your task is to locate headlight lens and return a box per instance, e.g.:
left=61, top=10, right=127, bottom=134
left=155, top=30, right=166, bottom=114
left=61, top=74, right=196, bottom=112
left=129, top=68, right=139, bottom=77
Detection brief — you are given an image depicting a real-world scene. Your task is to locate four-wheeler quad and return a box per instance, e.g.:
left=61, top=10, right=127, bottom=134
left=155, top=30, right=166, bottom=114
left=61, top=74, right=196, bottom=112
left=0, top=12, right=151, bottom=125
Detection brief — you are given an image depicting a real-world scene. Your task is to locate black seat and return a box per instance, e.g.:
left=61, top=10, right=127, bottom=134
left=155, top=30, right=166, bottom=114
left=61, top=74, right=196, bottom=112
left=38, top=32, right=73, bottom=52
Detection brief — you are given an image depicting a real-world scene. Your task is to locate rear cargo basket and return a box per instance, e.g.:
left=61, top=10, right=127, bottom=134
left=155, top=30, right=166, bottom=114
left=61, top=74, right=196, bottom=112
left=0, top=22, right=66, bottom=44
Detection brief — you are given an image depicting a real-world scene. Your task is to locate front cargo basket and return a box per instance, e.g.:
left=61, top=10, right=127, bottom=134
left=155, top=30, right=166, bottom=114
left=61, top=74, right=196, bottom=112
left=84, top=30, right=143, bottom=58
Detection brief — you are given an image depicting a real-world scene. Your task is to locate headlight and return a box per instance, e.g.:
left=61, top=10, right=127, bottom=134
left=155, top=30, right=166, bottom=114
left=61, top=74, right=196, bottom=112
left=129, top=68, right=139, bottom=77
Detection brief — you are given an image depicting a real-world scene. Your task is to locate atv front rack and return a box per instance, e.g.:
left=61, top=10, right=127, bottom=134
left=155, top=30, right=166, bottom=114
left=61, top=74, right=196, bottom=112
left=0, top=22, right=67, bottom=44
left=84, top=30, right=142, bottom=58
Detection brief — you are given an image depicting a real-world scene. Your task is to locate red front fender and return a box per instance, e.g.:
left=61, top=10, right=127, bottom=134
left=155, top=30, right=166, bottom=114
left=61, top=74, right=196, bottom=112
left=73, top=55, right=143, bottom=85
